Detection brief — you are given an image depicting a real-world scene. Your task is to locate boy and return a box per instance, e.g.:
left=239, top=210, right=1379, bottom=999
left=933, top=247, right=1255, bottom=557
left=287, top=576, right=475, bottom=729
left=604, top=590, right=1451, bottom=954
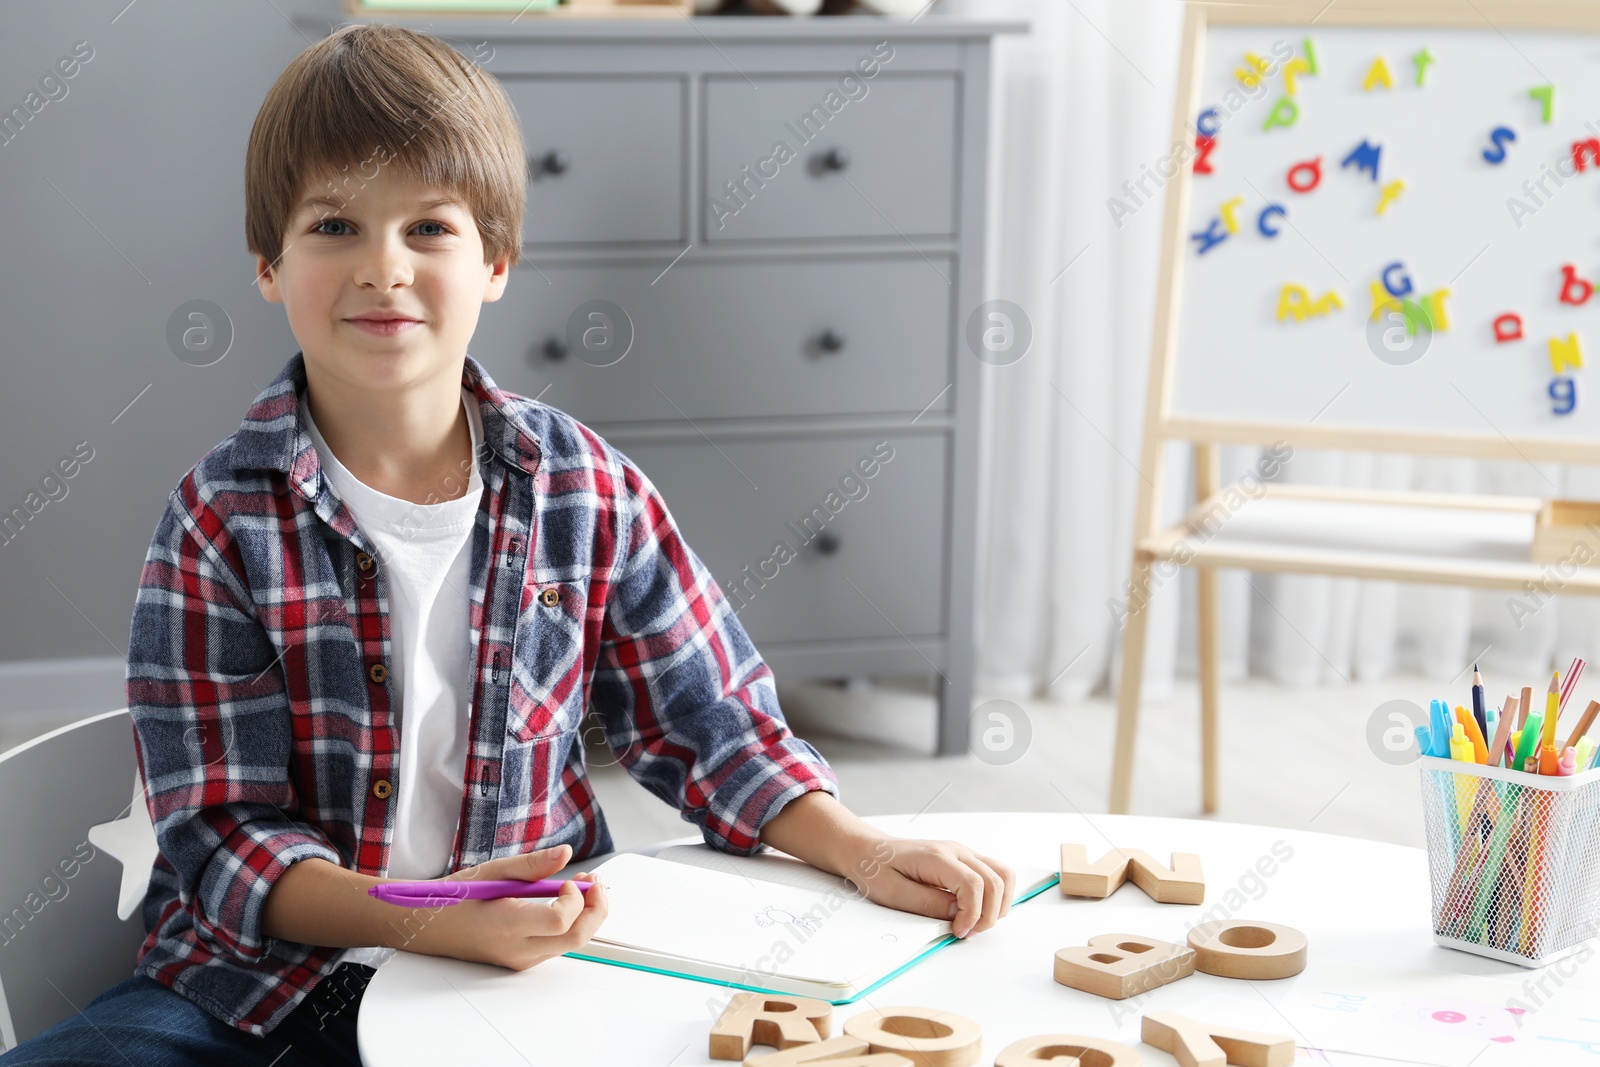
left=1, top=24, right=1013, bottom=1065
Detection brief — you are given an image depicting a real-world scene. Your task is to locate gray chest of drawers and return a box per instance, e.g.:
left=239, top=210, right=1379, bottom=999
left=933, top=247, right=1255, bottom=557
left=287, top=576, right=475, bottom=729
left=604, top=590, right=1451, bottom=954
left=316, top=14, right=1022, bottom=756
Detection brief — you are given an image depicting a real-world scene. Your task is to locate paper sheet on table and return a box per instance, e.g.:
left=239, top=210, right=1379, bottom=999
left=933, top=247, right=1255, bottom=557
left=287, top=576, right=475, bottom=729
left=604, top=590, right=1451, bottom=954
left=1256, top=961, right=1600, bottom=1067
left=587, top=852, right=951, bottom=983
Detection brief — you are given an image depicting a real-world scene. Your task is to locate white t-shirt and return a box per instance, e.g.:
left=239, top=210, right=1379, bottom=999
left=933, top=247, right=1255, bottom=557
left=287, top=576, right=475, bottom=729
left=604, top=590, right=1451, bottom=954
left=299, top=388, right=484, bottom=969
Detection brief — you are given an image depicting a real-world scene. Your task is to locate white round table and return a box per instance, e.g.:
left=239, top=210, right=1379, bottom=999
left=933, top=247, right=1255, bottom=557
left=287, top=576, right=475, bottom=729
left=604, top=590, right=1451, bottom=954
left=355, top=812, right=1543, bottom=1066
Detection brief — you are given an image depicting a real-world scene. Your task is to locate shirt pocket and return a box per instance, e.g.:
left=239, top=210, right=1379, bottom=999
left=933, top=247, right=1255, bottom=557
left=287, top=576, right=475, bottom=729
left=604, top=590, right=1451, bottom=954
left=505, top=576, right=590, bottom=745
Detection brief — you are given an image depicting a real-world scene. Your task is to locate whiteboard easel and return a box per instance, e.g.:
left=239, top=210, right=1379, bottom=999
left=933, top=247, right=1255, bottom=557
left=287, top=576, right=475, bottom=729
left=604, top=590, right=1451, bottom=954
left=1111, top=0, right=1600, bottom=814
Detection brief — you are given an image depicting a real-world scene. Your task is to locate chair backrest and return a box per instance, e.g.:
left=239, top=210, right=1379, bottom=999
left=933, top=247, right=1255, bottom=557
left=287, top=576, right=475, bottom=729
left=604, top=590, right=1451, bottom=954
left=0, top=708, right=151, bottom=1050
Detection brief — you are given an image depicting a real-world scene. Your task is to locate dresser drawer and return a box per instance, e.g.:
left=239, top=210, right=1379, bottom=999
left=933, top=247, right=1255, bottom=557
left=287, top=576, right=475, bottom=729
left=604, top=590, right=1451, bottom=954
left=474, top=255, right=953, bottom=423
left=702, top=75, right=958, bottom=242
left=498, top=76, right=685, bottom=245
left=616, top=433, right=947, bottom=646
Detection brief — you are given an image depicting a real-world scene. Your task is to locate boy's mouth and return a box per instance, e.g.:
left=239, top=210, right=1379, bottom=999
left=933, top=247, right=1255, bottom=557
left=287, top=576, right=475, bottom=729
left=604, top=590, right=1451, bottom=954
left=345, top=311, right=422, bottom=337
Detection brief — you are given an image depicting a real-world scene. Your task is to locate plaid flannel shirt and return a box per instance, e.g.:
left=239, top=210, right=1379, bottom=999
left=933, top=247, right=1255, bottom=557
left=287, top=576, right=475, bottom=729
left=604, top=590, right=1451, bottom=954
left=125, top=351, right=839, bottom=1036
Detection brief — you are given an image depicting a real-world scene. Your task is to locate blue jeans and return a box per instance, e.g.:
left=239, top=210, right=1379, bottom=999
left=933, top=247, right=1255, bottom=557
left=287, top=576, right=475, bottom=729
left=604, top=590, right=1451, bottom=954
left=0, top=962, right=372, bottom=1065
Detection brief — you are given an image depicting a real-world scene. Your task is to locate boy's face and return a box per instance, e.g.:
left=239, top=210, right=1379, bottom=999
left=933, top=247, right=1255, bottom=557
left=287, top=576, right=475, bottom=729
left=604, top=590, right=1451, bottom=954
left=254, top=167, right=510, bottom=393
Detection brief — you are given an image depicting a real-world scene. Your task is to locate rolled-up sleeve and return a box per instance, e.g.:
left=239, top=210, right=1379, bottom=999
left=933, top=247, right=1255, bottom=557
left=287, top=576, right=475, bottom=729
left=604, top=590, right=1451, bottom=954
left=126, top=489, right=342, bottom=963
left=589, top=458, right=839, bottom=855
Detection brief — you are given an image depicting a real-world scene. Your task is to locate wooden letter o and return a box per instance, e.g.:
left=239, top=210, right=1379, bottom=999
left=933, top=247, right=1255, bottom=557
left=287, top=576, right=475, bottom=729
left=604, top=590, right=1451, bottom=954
left=842, top=1006, right=983, bottom=1067
left=1187, top=920, right=1307, bottom=980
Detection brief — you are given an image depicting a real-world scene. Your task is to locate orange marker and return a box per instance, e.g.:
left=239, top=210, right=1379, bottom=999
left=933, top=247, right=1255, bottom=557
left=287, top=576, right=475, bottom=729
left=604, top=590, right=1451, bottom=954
left=1455, top=705, right=1489, bottom=764
left=1541, top=742, right=1561, bottom=775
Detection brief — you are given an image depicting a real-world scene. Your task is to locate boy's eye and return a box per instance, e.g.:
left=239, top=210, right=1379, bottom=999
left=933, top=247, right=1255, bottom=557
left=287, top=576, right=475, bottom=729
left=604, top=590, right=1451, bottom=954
left=310, top=219, right=453, bottom=237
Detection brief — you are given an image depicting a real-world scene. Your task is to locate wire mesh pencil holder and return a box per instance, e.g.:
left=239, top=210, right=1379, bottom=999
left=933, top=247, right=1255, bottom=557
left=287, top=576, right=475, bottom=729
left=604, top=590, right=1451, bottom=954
left=1419, top=755, right=1600, bottom=967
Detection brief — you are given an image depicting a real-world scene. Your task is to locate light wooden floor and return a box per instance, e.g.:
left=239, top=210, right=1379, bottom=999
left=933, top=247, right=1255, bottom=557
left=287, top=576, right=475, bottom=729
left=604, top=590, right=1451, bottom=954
left=0, top=673, right=1440, bottom=852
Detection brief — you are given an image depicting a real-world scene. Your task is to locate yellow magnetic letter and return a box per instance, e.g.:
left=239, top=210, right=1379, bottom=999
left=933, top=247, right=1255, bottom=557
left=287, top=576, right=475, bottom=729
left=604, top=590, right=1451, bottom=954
left=1283, top=57, right=1311, bottom=96
left=1235, top=52, right=1272, bottom=90
left=1220, top=196, right=1245, bottom=234
left=1376, top=179, right=1405, bottom=215
left=1419, top=288, right=1451, bottom=332
left=1369, top=281, right=1402, bottom=321
left=1364, top=56, right=1393, bottom=91
left=1551, top=333, right=1585, bottom=374
left=1278, top=285, right=1311, bottom=322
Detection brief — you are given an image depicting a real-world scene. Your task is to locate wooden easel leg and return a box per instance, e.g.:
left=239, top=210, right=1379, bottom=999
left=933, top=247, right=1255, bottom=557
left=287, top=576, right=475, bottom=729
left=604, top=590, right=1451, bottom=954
left=1197, top=565, right=1220, bottom=814
left=1193, top=443, right=1221, bottom=814
left=1110, top=555, right=1154, bottom=814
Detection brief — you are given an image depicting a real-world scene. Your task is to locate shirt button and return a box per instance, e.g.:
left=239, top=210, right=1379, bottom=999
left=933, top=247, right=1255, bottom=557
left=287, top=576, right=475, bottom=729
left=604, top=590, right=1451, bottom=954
left=539, top=587, right=560, bottom=608
left=368, top=662, right=388, bottom=684
left=372, top=779, right=392, bottom=800
left=356, top=551, right=375, bottom=573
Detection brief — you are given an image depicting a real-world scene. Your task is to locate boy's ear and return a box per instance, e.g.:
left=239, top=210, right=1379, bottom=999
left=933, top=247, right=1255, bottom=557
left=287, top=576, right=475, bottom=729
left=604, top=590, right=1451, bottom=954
left=482, top=250, right=511, bottom=303
left=254, top=254, right=284, bottom=304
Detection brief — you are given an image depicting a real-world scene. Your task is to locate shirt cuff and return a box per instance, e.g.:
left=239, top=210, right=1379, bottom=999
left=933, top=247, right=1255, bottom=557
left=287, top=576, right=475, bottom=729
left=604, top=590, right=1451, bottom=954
left=195, top=821, right=343, bottom=963
left=697, top=736, right=841, bottom=856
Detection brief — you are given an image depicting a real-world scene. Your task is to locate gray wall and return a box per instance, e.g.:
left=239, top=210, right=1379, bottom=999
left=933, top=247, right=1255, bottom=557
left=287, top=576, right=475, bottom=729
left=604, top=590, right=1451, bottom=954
left=0, top=1, right=376, bottom=677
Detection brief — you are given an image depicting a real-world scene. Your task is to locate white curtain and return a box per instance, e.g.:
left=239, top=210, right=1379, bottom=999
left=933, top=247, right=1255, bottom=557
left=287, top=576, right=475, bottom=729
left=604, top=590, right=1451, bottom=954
left=947, top=0, right=1600, bottom=702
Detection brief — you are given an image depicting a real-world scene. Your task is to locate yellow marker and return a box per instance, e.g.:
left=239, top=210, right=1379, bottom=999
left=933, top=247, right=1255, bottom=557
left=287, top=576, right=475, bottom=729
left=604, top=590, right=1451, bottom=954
left=1283, top=57, right=1312, bottom=96
left=1551, top=333, right=1584, bottom=374
left=1450, top=723, right=1473, bottom=761
left=1363, top=56, right=1394, bottom=91
left=1376, top=179, right=1406, bottom=215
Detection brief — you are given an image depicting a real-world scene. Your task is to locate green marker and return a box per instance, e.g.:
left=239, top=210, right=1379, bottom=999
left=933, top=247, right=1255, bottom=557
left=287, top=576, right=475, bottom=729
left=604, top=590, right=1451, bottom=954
left=1514, top=712, right=1543, bottom=769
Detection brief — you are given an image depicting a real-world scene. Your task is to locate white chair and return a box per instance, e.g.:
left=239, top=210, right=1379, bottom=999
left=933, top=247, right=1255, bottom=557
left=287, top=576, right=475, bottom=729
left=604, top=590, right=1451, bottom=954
left=0, top=708, right=157, bottom=1051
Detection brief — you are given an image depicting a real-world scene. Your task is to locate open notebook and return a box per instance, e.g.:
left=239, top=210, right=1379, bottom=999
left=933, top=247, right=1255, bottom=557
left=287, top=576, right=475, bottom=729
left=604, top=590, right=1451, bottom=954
left=564, top=844, right=1059, bottom=1003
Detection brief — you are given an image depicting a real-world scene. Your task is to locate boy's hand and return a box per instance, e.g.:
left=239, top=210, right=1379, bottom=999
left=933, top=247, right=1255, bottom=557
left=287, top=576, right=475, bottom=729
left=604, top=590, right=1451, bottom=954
left=409, top=844, right=606, bottom=970
left=842, top=836, right=1016, bottom=939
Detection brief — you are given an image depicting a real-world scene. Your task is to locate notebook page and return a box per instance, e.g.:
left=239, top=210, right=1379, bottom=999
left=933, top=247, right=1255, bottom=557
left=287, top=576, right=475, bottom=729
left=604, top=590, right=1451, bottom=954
left=654, top=843, right=1058, bottom=903
left=587, top=852, right=949, bottom=984
left=652, top=844, right=868, bottom=896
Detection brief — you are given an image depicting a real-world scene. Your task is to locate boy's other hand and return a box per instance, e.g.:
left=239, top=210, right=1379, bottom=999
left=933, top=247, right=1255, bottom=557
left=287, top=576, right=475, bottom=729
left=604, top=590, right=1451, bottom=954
left=418, top=844, right=606, bottom=970
left=843, top=836, right=1016, bottom=940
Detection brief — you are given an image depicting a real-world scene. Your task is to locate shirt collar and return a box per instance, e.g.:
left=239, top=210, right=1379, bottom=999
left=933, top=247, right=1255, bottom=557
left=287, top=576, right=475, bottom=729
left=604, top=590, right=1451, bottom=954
left=228, top=351, right=542, bottom=502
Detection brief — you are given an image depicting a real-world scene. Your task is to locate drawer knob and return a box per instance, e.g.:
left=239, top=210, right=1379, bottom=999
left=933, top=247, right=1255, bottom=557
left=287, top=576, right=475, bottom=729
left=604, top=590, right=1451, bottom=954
left=538, top=336, right=569, bottom=362
left=819, top=147, right=851, bottom=172
left=816, top=329, right=847, bottom=355
left=530, top=150, right=570, bottom=177
left=814, top=530, right=841, bottom=556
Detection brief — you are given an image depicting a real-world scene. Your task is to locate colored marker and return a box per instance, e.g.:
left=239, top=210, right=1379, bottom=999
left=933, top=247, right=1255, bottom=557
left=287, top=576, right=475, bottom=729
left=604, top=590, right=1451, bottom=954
left=1431, top=699, right=1455, bottom=758
left=1515, top=713, right=1544, bottom=769
left=1558, top=747, right=1577, bottom=775
left=369, top=878, right=594, bottom=907
left=1455, top=706, right=1489, bottom=764
left=1451, top=723, right=1474, bottom=761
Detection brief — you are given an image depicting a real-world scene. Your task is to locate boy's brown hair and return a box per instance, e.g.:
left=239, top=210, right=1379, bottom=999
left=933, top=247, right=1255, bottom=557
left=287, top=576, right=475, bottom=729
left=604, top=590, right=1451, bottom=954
left=245, top=24, right=524, bottom=273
